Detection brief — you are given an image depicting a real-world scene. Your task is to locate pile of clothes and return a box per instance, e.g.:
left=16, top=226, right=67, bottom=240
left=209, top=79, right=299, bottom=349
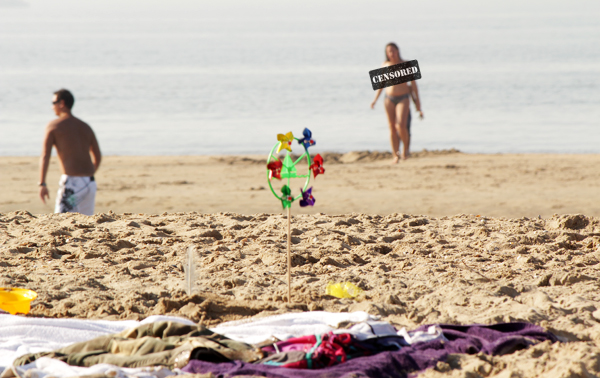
left=1, top=312, right=557, bottom=378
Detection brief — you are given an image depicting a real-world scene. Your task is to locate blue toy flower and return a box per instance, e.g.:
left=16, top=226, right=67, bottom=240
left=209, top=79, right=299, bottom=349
left=298, top=128, right=316, bottom=149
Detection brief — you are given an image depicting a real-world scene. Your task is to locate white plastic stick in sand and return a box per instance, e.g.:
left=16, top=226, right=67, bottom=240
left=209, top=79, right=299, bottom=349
left=184, top=245, right=196, bottom=296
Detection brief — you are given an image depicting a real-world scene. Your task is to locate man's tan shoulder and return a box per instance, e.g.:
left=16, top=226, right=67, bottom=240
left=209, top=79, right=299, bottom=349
left=72, top=116, right=92, bottom=130
left=44, top=118, right=62, bottom=133
left=53, top=116, right=91, bottom=130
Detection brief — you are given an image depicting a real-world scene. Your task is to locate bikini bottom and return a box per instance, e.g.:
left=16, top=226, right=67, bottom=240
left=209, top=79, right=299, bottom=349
left=385, top=95, right=412, bottom=135
left=385, top=93, right=409, bottom=105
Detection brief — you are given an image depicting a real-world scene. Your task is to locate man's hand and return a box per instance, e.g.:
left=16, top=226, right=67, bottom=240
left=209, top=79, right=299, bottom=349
left=39, top=186, right=49, bottom=204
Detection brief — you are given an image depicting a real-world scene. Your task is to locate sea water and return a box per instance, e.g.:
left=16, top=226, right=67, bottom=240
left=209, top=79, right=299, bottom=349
left=0, top=0, right=599, bottom=156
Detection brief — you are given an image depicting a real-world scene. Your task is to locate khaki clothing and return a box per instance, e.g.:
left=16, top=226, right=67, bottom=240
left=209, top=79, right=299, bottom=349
left=12, top=321, right=264, bottom=369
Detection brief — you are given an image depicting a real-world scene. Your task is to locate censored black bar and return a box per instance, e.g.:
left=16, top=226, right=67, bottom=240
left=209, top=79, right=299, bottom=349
left=369, top=60, right=421, bottom=90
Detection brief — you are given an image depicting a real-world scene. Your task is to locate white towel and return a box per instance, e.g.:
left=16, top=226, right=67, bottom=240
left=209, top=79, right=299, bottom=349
left=210, top=311, right=378, bottom=344
left=1, top=311, right=389, bottom=378
left=7, top=358, right=176, bottom=378
left=0, top=315, right=194, bottom=371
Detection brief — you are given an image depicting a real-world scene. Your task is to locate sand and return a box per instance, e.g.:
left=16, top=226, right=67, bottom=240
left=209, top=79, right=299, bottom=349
left=2, top=151, right=600, bottom=218
left=2, top=151, right=600, bottom=377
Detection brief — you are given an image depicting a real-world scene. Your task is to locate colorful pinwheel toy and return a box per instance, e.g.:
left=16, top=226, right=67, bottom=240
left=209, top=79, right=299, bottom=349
left=265, top=128, right=325, bottom=304
left=266, top=128, right=324, bottom=210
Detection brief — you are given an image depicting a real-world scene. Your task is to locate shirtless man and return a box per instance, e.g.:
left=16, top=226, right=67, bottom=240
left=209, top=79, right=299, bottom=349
left=38, top=89, right=101, bottom=215
left=371, top=43, right=424, bottom=163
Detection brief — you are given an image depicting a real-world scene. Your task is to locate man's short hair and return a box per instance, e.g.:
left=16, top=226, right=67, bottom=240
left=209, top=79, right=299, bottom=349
left=54, top=89, right=75, bottom=109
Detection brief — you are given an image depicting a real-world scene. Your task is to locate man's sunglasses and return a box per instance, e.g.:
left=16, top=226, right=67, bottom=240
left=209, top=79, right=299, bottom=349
left=52, top=100, right=61, bottom=105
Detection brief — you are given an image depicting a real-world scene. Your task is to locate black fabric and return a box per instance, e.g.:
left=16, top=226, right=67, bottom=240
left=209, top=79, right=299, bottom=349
left=190, top=347, right=232, bottom=364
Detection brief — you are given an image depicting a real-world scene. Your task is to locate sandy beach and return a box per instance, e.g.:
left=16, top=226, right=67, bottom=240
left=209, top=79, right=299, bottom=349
left=2, top=151, right=600, bottom=376
left=1, top=151, right=600, bottom=217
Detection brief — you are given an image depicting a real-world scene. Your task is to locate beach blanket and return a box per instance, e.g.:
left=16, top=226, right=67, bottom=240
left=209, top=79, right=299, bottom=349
left=0, top=311, right=379, bottom=374
left=1, top=312, right=557, bottom=378
left=11, top=321, right=265, bottom=369
left=6, top=320, right=447, bottom=377
left=182, top=322, right=558, bottom=378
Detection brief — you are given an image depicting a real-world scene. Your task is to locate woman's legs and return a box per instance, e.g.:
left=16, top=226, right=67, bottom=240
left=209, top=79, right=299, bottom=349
left=395, top=98, right=411, bottom=160
left=384, top=98, right=400, bottom=163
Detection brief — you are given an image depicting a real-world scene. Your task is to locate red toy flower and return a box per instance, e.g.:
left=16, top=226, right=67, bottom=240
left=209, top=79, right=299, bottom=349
left=309, top=154, right=325, bottom=179
left=267, top=160, right=283, bottom=180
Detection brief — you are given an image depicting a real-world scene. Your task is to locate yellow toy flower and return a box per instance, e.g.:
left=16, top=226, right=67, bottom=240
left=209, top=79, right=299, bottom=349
left=276, top=132, right=294, bottom=153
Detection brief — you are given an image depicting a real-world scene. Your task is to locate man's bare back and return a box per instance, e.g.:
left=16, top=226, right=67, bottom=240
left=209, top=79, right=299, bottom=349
left=39, top=89, right=101, bottom=212
left=44, top=116, right=99, bottom=176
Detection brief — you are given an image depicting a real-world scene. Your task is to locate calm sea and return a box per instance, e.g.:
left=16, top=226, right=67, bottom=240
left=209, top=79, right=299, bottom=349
left=1, top=0, right=599, bottom=156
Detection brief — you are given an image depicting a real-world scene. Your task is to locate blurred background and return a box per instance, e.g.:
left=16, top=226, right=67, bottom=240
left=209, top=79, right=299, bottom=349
left=1, top=0, right=599, bottom=156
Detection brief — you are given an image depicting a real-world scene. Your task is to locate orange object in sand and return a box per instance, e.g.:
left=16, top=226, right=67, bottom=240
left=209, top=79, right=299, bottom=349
left=0, top=288, right=37, bottom=315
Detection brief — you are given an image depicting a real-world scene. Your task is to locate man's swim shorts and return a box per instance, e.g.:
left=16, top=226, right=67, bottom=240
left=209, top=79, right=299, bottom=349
left=54, top=175, right=97, bottom=215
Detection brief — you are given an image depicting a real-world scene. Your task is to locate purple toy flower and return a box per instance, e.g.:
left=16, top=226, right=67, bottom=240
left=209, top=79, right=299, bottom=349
left=299, top=187, right=315, bottom=207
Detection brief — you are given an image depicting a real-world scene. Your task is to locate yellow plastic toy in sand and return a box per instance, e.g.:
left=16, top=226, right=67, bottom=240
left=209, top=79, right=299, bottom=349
left=326, top=282, right=363, bottom=299
left=0, top=288, right=37, bottom=315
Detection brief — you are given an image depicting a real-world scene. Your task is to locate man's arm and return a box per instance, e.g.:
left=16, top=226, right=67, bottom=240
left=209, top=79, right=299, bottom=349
left=90, top=131, right=102, bottom=172
left=39, top=126, right=54, bottom=204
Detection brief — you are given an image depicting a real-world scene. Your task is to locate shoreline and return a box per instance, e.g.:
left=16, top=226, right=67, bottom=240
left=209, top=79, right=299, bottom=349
left=1, top=150, right=600, bottom=217
left=5, top=148, right=600, bottom=158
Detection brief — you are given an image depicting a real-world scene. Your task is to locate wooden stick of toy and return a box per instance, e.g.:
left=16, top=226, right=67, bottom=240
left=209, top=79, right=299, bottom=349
left=287, top=206, right=292, bottom=303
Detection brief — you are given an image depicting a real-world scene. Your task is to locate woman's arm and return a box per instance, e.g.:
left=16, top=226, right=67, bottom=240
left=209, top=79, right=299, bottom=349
left=371, top=88, right=383, bottom=109
left=409, top=81, right=424, bottom=119
left=371, top=61, right=392, bottom=109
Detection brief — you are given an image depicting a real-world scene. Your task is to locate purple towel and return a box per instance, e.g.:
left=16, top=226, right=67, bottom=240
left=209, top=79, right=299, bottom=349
left=183, top=347, right=446, bottom=378
left=182, top=322, right=557, bottom=378
left=415, top=322, right=557, bottom=356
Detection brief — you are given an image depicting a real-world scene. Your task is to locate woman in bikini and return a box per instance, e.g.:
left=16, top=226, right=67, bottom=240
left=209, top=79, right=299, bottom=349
left=371, top=42, right=424, bottom=163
